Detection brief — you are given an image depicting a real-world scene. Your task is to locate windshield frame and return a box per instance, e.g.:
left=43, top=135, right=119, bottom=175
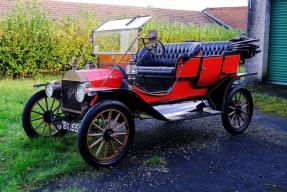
left=93, top=15, right=152, bottom=32
left=91, top=15, right=152, bottom=55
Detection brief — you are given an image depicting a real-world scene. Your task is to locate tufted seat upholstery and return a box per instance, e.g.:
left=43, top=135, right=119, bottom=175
left=134, top=41, right=232, bottom=76
left=133, top=40, right=234, bottom=92
left=200, top=41, right=231, bottom=56
left=134, top=42, right=201, bottom=76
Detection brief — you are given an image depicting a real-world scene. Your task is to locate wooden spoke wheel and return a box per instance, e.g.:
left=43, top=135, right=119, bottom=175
left=22, top=90, right=67, bottom=138
left=221, top=86, right=253, bottom=135
left=78, top=100, right=135, bottom=167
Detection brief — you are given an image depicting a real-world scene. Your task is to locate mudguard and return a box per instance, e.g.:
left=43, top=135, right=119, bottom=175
left=88, top=88, right=167, bottom=121
left=33, top=84, right=45, bottom=89
left=206, top=72, right=257, bottom=112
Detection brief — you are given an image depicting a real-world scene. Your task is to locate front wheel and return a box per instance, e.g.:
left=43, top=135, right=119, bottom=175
left=221, top=86, right=253, bottom=135
left=22, top=90, right=68, bottom=138
left=78, top=100, right=135, bottom=167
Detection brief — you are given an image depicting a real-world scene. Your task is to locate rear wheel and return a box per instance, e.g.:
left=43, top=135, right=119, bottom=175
left=221, top=86, right=253, bottom=135
left=22, top=90, right=68, bottom=138
left=78, top=100, right=135, bottom=167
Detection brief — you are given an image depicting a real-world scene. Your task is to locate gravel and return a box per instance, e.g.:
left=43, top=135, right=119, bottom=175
left=35, top=108, right=287, bottom=192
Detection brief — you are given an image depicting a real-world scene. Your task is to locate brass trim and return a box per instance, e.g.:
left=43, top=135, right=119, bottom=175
left=62, top=107, right=82, bottom=114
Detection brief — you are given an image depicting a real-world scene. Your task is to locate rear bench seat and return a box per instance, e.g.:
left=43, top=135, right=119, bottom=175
left=133, top=41, right=232, bottom=77
left=200, top=41, right=232, bottom=56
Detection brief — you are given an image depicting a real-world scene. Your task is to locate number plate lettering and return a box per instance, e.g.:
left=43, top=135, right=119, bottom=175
left=62, top=121, right=79, bottom=133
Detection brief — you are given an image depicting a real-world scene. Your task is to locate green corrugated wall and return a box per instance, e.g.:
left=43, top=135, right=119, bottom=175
left=268, top=0, right=287, bottom=83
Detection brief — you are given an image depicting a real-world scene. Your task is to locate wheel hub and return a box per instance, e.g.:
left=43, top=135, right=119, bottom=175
left=235, top=106, right=242, bottom=115
left=43, top=111, right=53, bottom=123
left=103, top=129, right=114, bottom=141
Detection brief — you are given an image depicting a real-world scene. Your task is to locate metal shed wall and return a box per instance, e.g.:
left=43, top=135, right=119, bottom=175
left=268, top=0, right=287, bottom=83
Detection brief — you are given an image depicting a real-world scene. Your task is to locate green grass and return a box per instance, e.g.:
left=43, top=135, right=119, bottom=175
left=0, top=77, right=91, bottom=191
left=253, top=93, right=287, bottom=118
left=143, top=156, right=167, bottom=167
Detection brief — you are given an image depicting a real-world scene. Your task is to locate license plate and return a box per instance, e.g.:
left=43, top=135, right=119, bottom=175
left=62, top=121, right=80, bottom=133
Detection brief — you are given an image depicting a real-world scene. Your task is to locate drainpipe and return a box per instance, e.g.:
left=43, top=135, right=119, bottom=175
left=202, top=11, right=233, bottom=29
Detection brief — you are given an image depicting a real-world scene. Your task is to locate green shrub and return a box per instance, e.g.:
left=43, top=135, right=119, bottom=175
left=0, top=0, right=98, bottom=78
left=143, top=19, right=243, bottom=42
left=0, top=1, right=243, bottom=78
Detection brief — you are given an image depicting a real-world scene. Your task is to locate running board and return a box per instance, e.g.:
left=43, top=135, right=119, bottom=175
left=153, top=100, right=221, bottom=121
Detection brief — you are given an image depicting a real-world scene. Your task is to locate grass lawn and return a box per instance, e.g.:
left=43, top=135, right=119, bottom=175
left=0, top=77, right=286, bottom=191
left=0, top=77, right=91, bottom=191
left=253, top=93, right=287, bottom=117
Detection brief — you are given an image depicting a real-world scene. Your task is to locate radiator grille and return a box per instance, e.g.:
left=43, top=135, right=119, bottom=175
left=62, top=80, right=82, bottom=113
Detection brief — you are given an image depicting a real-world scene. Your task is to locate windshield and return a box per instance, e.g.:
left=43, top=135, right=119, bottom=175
left=95, top=15, right=152, bottom=32
left=92, top=15, right=152, bottom=55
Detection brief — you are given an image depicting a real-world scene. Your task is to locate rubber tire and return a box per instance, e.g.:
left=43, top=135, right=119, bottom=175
left=22, top=90, right=67, bottom=138
left=221, top=86, right=253, bottom=135
left=78, top=100, right=135, bottom=167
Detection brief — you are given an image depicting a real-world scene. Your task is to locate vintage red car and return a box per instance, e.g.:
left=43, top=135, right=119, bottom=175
left=22, top=16, right=260, bottom=167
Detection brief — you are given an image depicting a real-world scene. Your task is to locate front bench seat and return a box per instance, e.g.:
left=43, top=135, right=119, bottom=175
left=133, top=42, right=201, bottom=76
left=133, top=42, right=201, bottom=92
left=136, top=66, right=175, bottom=76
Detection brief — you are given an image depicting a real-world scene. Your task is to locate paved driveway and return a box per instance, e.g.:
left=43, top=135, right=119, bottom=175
left=36, top=109, right=287, bottom=192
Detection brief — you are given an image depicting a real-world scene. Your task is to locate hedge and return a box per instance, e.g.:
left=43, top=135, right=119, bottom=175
left=0, top=0, right=243, bottom=78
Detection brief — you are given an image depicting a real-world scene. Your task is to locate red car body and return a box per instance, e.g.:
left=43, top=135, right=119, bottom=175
left=22, top=16, right=260, bottom=167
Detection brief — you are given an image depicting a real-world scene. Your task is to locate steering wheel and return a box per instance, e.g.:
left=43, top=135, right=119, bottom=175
left=142, top=38, right=165, bottom=56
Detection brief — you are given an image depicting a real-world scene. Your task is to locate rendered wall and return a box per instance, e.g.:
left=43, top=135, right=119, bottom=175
left=246, top=0, right=271, bottom=82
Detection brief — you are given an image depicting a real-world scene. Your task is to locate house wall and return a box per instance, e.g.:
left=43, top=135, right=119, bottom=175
left=246, top=0, right=271, bottom=82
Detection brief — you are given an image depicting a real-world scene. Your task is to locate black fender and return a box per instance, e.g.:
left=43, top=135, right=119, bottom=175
left=33, top=83, right=45, bottom=89
left=88, top=88, right=167, bottom=121
left=206, top=72, right=257, bottom=112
